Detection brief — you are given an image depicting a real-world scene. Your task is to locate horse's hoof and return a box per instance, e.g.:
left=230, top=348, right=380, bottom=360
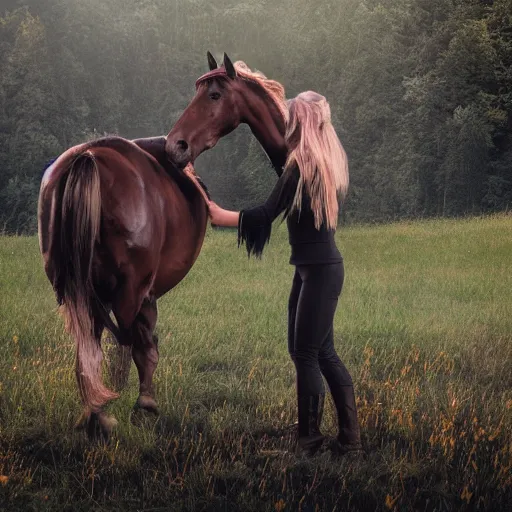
left=135, top=395, right=159, bottom=415
left=76, top=411, right=118, bottom=441
left=131, top=396, right=159, bottom=428
left=98, top=412, right=118, bottom=434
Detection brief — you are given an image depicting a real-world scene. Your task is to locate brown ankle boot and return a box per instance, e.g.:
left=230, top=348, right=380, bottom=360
left=297, top=394, right=325, bottom=456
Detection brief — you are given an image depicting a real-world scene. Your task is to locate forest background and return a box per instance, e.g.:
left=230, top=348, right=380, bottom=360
left=0, top=0, right=511, bottom=234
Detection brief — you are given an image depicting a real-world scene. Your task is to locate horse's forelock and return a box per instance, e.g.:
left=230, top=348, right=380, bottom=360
left=195, top=68, right=228, bottom=88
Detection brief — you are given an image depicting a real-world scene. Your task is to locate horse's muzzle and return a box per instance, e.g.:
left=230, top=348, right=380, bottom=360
left=165, top=137, right=192, bottom=169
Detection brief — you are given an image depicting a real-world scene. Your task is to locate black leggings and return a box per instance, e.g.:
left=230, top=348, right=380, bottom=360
left=288, top=262, right=353, bottom=397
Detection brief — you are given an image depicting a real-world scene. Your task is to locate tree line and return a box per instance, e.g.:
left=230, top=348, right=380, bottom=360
left=0, top=0, right=511, bottom=234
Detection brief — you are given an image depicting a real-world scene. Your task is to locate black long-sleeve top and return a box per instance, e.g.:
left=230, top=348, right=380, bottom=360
left=238, top=167, right=342, bottom=265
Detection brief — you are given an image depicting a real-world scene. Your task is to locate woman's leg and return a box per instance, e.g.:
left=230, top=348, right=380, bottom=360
left=287, top=269, right=302, bottom=358
left=290, top=264, right=343, bottom=453
left=317, top=260, right=361, bottom=449
left=288, top=269, right=325, bottom=448
left=290, top=265, right=328, bottom=398
left=319, top=328, right=361, bottom=448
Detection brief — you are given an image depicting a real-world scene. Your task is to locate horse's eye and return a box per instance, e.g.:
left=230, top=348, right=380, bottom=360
left=209, top=92, right=221, bottom=101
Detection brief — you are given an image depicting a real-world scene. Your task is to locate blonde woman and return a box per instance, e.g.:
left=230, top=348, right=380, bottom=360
left=208, top=91, right=361, bottom=456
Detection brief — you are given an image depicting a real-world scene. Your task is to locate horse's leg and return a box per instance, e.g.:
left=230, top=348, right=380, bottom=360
left=104, top=332, right=132, bottom=392
left=111, top=267, right=158, bottom=414
left=130, top=297, right=159, bottom=414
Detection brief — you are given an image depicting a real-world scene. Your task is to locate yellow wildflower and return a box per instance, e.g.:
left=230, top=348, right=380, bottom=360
left=385, top=494, right=399, bottom=509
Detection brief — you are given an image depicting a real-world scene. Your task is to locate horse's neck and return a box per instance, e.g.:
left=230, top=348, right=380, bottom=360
left=239, top=87, right=287, bottom=175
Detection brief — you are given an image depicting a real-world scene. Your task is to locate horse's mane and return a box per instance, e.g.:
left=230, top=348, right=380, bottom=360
left=233, top=61, right=288, bottom=124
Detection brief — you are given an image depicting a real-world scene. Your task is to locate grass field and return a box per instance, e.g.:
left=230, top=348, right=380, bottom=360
left=0, top=215, right=511, bottom=511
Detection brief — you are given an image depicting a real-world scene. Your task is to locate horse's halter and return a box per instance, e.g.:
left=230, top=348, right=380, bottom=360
left=195, top=68, right=230, bottom=89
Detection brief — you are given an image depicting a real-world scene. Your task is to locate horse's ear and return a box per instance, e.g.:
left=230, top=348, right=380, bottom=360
left=207, top=51, right=218, bottom=71
left=223, top=53, right=236, bottom=79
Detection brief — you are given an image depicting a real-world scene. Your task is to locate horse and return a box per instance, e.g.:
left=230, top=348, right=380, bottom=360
left=166, top=52, right=288, bottom=179
left=38, top=135, right=209, bottom=439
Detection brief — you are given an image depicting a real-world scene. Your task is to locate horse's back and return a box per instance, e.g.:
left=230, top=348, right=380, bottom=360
left=40, top=137, right=165, bottom=273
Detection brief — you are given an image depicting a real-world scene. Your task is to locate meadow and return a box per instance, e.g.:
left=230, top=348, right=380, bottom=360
left=0, top=215, right=511, bottom=511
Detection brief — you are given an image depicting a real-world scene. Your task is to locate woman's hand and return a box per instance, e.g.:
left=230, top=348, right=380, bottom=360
left=208, top=200, right=223, bottom=224
left=208, top=200, right=240, bottom=227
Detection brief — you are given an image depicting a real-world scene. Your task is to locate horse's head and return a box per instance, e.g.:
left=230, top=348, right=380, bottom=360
left=166, top=53, right=242, bottom=169
left=166, top=53, right=288, bottom=172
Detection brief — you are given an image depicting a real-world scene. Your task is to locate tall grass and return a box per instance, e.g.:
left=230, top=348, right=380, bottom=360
left=1, top=215, right=511, bottom=511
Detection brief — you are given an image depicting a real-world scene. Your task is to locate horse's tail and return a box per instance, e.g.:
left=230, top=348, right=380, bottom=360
left=54, top=151, right=118, bottom=410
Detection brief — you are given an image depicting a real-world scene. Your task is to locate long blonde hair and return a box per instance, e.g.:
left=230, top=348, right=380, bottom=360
left=284, top=91, right=349, bottom=230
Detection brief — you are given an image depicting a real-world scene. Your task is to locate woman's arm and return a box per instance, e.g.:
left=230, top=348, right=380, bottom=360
left=238, top=167, right=299, bottom=257
left=207, top=167, right=299, bottom=257
left=208, top=201, right=240, bottom=227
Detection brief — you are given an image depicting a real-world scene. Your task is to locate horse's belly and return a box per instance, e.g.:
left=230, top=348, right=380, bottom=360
left=153, top=268, right=190, bottom=298
left=152, top=236, right=201, bottom=297
left=153, top=198, right=207, bottom=298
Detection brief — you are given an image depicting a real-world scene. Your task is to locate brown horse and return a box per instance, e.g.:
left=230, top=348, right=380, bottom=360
left=38, top=136, right=209, bottom=438
left=166, top=53, right=288, bottom=178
